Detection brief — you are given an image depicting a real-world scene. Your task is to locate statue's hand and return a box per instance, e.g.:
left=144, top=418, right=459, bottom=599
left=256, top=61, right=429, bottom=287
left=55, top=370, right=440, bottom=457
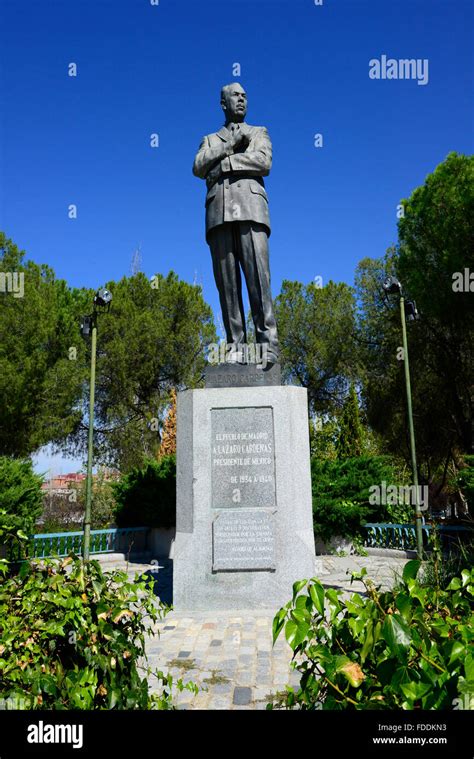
left=239, top=123, right=251, bottom=141
left=230, top=126, right=250, bottom=151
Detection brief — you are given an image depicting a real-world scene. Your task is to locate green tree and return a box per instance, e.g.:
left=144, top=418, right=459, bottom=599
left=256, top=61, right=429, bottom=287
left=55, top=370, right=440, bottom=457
left=458, top=455, right=474, bottom=510
left=397, top=152, right=474, bottom=456
left=274, top=280, right=358, bottom=414
left=336, top=384, right=364, bottom=459
left=309, top=414, right=339, bottom=460
left=0, top=457, right=43, bottom=535
left=65, top=271, right=216, bottom=471
left=113, top=455, right=176, bottom=529
left=0, top=234, right=88, bottom=457
left=355, top=153, right=474, bottom=480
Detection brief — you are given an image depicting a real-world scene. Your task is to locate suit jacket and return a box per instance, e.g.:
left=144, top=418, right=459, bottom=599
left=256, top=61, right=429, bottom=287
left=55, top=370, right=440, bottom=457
left=193, top=124, right=272, bottom=242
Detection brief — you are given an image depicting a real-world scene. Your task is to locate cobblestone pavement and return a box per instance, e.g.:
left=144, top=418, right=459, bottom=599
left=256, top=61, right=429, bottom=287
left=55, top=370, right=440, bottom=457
left=99, top=554, right=408, bottom=710
left=146, top=610, right=300, bottom=710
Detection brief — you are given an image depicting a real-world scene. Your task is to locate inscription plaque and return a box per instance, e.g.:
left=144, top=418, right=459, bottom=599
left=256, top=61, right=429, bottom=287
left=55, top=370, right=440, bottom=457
left=212, top=509, right=276, bottom=571
left=211, top=406, right=276, bottom=509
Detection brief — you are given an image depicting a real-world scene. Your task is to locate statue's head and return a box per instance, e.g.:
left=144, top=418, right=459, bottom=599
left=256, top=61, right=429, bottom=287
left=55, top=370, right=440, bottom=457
left=221, top=83, right=247, bottom=122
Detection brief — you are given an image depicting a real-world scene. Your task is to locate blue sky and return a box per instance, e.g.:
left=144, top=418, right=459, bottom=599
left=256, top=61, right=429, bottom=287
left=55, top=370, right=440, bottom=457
left=1, top=0, right=472, bottom=474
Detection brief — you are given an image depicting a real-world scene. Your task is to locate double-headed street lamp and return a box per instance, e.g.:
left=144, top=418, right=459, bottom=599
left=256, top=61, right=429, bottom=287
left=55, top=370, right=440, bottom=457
left=382, top=276, right=423, bottom=560
left=80, top=288, right=112, bottom=562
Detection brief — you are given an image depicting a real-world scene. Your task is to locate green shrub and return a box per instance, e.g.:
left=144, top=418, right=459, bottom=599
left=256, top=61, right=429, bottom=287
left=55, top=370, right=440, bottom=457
left=458, top=455, right=474, bottom=509
left=113, top=455, right=176, bottom=529
left=311, top=455, right=413, bottom=542
left=271, top=562, right=474, bottom=710
left=0, top=508, right=28, bottom=576
left=314, top=500, right=369, bottom=544
left=0, top=457, right=43, bottom=535
left=420, top=530, right=474, bottom=591
left=0, top=555, right=195, bottom=709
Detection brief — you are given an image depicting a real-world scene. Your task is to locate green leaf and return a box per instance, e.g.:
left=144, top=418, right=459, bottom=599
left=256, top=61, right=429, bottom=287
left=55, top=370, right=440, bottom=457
left=395, top=593, right=412, bottom=622
left=402, top=560, right=421, bottom=583
left=448, top=642, right=465, bottom=666
left=447, top=577, right=462, bottom=590
left=400, top=680, right=432, bottom=702
left=382, top=614, right=411, bottom=655
left=291, top=609, right=310, bottom=625
left=464, top=654, right=474, bottom=682
left=360, top=620, right=374, bottom=664
left=285, top=619, right=310, bottom=649
left=272, top=610, right=286, bottom=644
left=461, top=570, right=470, bottom=588
left=309, top=581, right=325, bottom=616
left=292, top=580, right=307, bottom=600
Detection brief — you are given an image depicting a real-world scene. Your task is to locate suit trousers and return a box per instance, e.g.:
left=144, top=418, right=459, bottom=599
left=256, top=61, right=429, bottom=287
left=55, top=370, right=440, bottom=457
left=208, top=221, right=279, bottom=359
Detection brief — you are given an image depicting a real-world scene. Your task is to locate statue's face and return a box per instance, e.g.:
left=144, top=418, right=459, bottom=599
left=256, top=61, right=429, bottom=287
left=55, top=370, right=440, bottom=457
left=222, top=85, right=247, bottom=121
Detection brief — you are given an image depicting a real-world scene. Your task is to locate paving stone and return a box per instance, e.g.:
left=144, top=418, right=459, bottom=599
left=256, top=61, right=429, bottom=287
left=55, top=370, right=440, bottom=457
left=236, top=672, right=254, bottom=686
left=272, top=675, right=290, bottom=686
left=210, top=639, right=222, bottom=647
left=208, top=697, right=232, bottom=710
left=209, top=682, right=233, bottom=695
left=177, top=650, right=192, bottom=658
left=233, top=686, right=252, bottom=705
left=238, top=654, right=253, bottom=663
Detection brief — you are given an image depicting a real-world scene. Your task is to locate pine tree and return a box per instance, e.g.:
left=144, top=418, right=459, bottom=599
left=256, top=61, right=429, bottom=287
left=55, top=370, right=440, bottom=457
left=158, top=389, right=177, bottom=458
left=336, top=384, right=364, bottom=459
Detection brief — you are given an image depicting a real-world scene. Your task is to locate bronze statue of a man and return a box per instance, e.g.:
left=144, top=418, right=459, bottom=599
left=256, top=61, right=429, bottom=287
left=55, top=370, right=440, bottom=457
left=193, top=83, right=279, bottom=364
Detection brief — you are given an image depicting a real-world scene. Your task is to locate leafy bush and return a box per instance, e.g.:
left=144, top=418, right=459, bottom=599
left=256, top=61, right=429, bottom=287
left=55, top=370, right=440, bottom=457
left=420, top=531, right=474, bottom=591
left=271, top=562, right=474, bottom=710
left=458, top=455, right=474, bottom=509
left=0, top=457, right=43, bottom=535
left=0, top=555, right=195, bottom=709
left=113, top=455, right=176, bottom=529
left=314, top=500, right=369, bottom=544
left=0, top=508, right=28, bottom=576
left=311, top=455, right=413, bottom=542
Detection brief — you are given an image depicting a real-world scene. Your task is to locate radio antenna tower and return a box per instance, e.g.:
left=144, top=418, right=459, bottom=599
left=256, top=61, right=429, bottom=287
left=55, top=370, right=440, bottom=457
left=131, top=244, right=142, bottom=275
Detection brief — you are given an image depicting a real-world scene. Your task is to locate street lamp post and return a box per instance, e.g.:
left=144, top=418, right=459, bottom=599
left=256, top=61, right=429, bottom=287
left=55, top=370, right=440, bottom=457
left=80, top=289, right=112, bottom=563
left=383, top=276, right=424, bottom=560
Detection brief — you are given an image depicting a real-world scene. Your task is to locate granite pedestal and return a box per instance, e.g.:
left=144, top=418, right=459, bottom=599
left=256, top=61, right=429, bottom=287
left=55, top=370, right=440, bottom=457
left=173, top=385, right=316, bottom=611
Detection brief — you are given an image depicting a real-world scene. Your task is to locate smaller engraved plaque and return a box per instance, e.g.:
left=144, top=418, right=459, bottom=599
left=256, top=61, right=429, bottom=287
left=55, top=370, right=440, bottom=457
left=212, top=509, right=276, bottom=571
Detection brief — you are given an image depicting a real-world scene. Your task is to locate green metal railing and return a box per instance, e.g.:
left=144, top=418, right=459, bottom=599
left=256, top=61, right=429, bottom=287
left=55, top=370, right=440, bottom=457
left=364, top=523, right=472, bottom=552
left=7, top=527, right=149, bottom=562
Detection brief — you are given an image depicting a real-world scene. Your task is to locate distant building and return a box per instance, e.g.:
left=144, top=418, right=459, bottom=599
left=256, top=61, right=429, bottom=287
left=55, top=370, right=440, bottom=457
left=38, top=470, right=119, bottom=528
left=41, top=473, right=87, bottom=496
